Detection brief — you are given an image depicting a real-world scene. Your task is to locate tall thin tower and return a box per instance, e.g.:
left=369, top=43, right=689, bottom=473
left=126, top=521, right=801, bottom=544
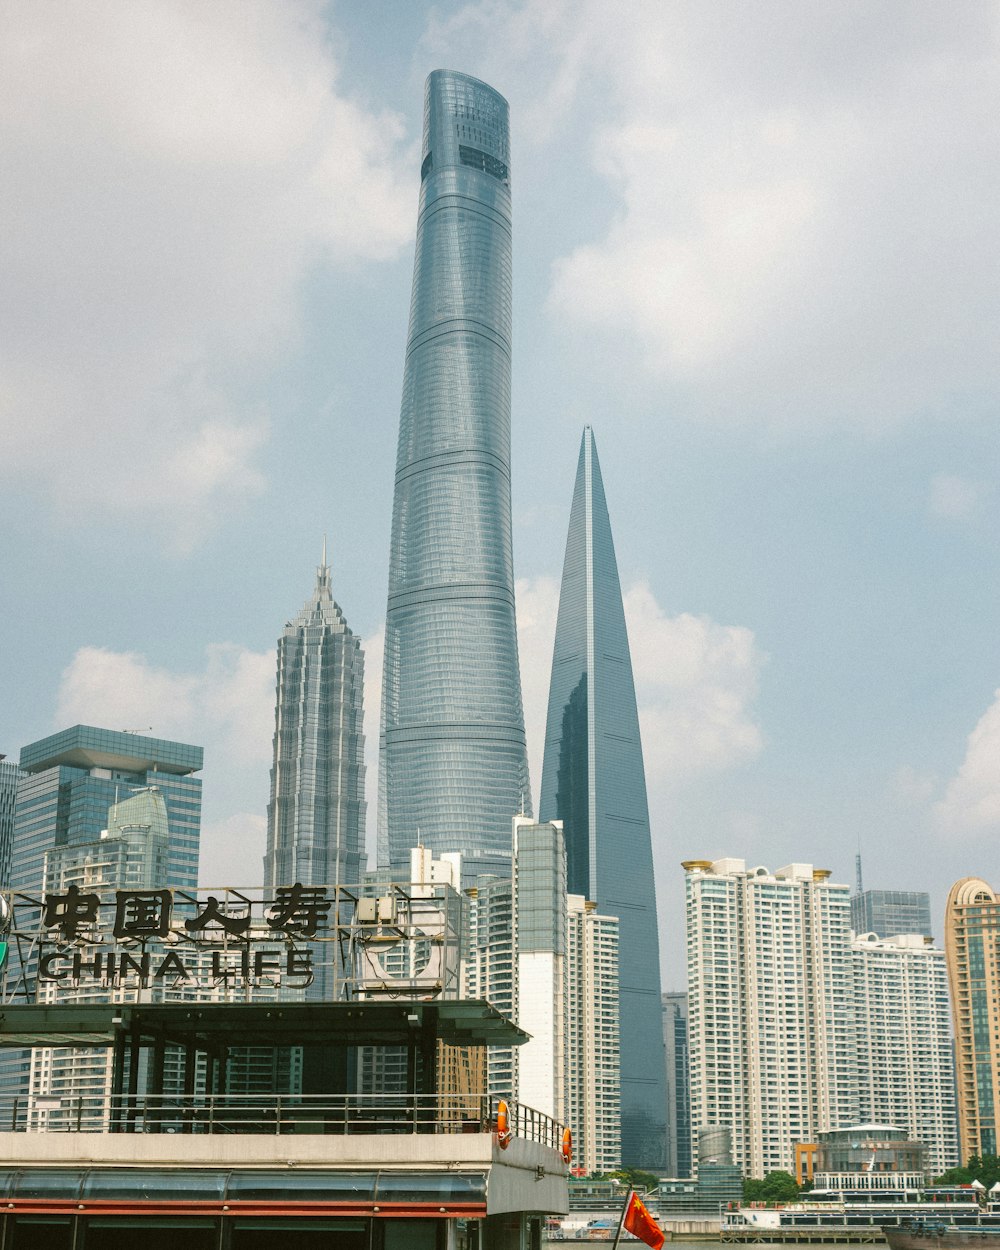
left=265, top=545, right=366, bottom=893
left=379, top=70, right=530, bottom=879
left=539, top=427, right=667, bottom=1169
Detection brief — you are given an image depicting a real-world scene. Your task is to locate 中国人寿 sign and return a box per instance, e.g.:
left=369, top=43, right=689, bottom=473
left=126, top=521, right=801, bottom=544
left=14, top=883, right=340, bottom=991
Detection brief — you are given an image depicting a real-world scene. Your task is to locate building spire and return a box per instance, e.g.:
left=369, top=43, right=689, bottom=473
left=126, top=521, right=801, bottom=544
left=316, top=533, right=331, bottom=596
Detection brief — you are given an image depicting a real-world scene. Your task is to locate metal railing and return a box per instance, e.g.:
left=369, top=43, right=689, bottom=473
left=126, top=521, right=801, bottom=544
left=0, top=1093, right=565, bottom=1148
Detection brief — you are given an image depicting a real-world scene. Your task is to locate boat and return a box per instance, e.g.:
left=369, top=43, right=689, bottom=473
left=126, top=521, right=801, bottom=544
left=885, top=1225, right=1000, bottom=1250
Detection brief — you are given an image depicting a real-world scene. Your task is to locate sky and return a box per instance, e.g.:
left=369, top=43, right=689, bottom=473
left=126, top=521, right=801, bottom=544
left=2, top=0, right=999, bottom=986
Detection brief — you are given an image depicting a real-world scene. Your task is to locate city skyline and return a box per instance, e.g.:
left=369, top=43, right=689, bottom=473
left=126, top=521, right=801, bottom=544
left=3, top=4, right=1000, bottom=987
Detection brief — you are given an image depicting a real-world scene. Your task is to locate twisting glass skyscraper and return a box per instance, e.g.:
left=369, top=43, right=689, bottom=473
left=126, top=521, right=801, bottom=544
left=539, top=427, right=667, bottom=1169
left=379, top=70, right=530, bottom=879
left=265, top=545, right=366, bottom=893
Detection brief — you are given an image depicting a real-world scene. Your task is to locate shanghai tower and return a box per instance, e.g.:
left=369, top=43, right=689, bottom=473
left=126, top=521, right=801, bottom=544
left=379, top=70, right=530, bottom=879
left=540, top=427, right=667, bottom=1169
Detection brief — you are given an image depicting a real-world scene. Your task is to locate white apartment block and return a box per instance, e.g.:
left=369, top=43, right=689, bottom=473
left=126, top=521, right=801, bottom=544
left=852, top=932, right=959, bottom=1175
left=685, top=859, right=858, bottom=1178
left=566, top=894, right=621, bottom=1176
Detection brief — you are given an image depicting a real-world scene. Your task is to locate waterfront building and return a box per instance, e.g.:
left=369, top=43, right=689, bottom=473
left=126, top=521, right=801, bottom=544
left=566, top=894, right=620, bottom=1176
left=684, top=859, right=857, bottom=1177
left=852, top=932, right=959, bottom=1175
left=945, top=877, right=1000, bottom=1161
left=812, top=1124, right=926, bottom=1191
left=0, top=755, right=23, bottom=888
left=379, top=69, right=530, bottom=881
left=264, top=545, right=366, bottom=895
left=663, top=991, right=692, bottom=1178
left=539, top=425, right=665, bottom=1169
left=852, top=889, right=933, bottom=940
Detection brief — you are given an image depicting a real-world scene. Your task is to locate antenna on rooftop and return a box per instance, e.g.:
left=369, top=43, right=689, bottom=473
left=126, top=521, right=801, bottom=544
left=855, top=842, right=864, bottom=896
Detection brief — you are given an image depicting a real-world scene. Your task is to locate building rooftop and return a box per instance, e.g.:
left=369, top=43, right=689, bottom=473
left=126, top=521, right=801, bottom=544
left=20, top=725, right=203, bottom=776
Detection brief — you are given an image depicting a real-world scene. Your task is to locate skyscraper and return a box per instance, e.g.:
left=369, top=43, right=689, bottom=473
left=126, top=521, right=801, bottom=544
left=851, top=889, right=933, bottom=939
left=685, top=859, right=857, bottom=1177
left=14, top=726, right=202, bottom=893
left=539, top=426, right=666, bottom=1169
left=379, top=70, right=530, bottom=881
left=945, top=877, right=1000, bottom=1161
left=264, top=546, right=366, bottom=893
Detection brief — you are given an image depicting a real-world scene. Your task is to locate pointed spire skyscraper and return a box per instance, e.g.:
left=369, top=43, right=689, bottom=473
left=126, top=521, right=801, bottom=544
left=265, top=544, right=366, bottom=893
left=378, top=70, right=530, bottom=879
left=540, top=427, right=666, bottom=1169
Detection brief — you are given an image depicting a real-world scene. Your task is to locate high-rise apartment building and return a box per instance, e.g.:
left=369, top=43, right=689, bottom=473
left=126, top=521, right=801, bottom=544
left=539, top=426, right=666, bottom=1169
left=945, top=877, right=1000, bottom=1161
left=685, top=859, right=857, bottom=1177
left=379, top=70, right=530, bottom=881
left=0, top=755, right=23, bottom=888
left=13, top=726, right=202, bottom=896
left=852, top=890, right=933, bottom=940
left=852, top=932, right=958, bottom=1175
left=663, top=991, right=692, bottom=1178
left=264, top=548, right=366, bottom=893
left=566, top=894, right=621, bottom=1176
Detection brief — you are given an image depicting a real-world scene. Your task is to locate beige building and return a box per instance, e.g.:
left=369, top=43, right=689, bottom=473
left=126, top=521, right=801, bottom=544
left=944, top=877, right=1000, bottom=1163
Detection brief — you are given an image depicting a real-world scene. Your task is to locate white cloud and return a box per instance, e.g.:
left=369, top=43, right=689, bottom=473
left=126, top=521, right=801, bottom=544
left=929, top=473, right=987, bottom=522
left=428, top=0, right=1000, bottom=430
left=515, top=575, right=765, bottom=807
left=1, top=1, right=411, bottom=541
left=936, top=690, right=1000, bottom=833
left=624, top=583, right=765, bottom=788
left=56, top=642, right=275, bottom=880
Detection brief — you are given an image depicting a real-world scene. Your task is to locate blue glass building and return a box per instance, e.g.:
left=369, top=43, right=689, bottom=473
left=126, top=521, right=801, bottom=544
left=15, top=726, right=202, bottom=893
left=0, top=755, right=23, bottom=889
left=265, top=547, right=366, bottom=893
left=539, top=428, right=667, bottom=1169
left=378, top=70, right=530, bottom=880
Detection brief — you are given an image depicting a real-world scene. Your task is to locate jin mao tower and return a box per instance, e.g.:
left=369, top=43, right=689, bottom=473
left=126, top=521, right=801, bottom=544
left=539, top=427, right=666, bottom=1168
left=265, top=547, right=366, bottom=892
left=379, top=70, right=530, bottom=879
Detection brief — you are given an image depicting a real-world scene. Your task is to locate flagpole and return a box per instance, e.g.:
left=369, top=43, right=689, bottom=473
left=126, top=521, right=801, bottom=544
left=612, top=1186, right=633, bottom=1249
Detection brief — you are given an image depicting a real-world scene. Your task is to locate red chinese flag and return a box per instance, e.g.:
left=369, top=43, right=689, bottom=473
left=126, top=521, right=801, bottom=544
left=623, top=1192, right=665, bottom=1250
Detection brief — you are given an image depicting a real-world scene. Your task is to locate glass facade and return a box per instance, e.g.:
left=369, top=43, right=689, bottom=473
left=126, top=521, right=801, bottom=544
left=378, top=70, right=530, bottom=881
left=851, top=889, right=933, bottom=939
left=663, top=991, right=692, bottom=1177
left=264, top=552, right=366, bottom=893
left=0, top=756, right=23, bottom=889
left=14, top=726, right=202, bottom=893
left=539, top=427, right=666, bottom=1169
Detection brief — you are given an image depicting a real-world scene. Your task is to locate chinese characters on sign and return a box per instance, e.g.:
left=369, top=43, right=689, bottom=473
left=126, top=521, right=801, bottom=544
left=20, top=884, right=341, bottom=990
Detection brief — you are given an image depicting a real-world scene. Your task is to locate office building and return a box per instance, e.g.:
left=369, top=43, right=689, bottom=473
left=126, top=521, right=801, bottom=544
left=0, top=755, right=23, bottom=888
left=264, top=545, right=366, bottom=893
left=566, top=894, right=620, bottom=1176
left=945, top=877, right=1000, bottom=1161
left=852, top=890, right=933, bottom=940
left=14, top=726, right=202, bottom=894
left=539, top=425, right=665, bottom=1169
left=852, top=932, right=959, bottom=1175
left=379, top=69, right=530, bottom=881
left=685, top=859, right=857, bottom=1177
left=663, top=991, right=692, bottom=1178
